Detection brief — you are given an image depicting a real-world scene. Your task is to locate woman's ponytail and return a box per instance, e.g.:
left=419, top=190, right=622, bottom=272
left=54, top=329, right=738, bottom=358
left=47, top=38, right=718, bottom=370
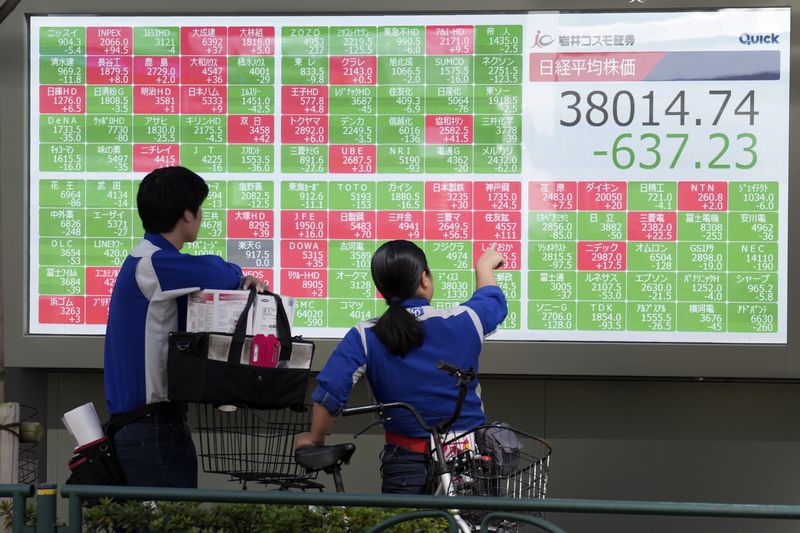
left=370, top=241, right=429, bottom=356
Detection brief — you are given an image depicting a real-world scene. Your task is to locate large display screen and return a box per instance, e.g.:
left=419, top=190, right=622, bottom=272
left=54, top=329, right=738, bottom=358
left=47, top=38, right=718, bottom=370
left=29, top=10, right=789, bottom=342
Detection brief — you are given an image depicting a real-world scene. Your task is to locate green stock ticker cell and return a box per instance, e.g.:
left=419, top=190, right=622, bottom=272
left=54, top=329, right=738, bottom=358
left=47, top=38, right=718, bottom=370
left=377, top=86, right=424, bottom=115
left=39, top=266, right=84, bottom=295
left=425, top=85, right=473, bottom=115
left=228, top=85, right=274, bottom=114
left=676, top=272, right=725, bottom=302
left=728, top=212, right=778, bottom=242
left=86, top=238, right=133, bottom=267
left=377, top=145, right=424, bottom=174
left=475, top=85, right=522, bottom=115
left=182, top=145, right=227, bottom=174
left=329, top=116, right=377, bottom=145
left=329, top=26, right=377, bottom=56
left=328, top=240, right=375, bottom=269
left=330, top=86, right=376, bottom=115
left=627, top=242, right=675, bottom=271
left=626, top=272, right=677, bottom=302
left=424, top=146, right=472, bottom=174
left=85, top=208, right=132, bottom=238
left=40, top=237, right=84, bottom=267
left=377, top=56, right=424, bottom=85
left=86, top=86, right=132, bottom=114
left=577, top=271, right=625, bottom=302
left=500, top=300, right=521, bottom=329
left=40, top=144, right=85, bottom=172
left=40, top=115, right=85, bottom=143
left=133, top=27, right=179, bottom=55
left=528, top=242, right=576, bottom=271
left=40, top=180, right=85, bottom=207
left=377, top=116, right=424, bottom=144
left=426, top=56, right=473, bottom=85
left=728, top=182, right=778, bottom=211
left=626, top=302, right=676, bottom=332
left=528, top=301, right=576, bottom=330
left=282, top=27, right=329, bottom=56
left=133, top=115, right=179, bottom=143
left=474, top=115, right=521, bottom=145
left=727, top=303, right=777, bottom=333
left=728, top=242, right=777, bottom=272
left=184, top=239, right=227, bottom=258
left=86, top=144, right=132, bottom=173
left=228, top=56, right=275, bottom=85
left=328, top=299, right=378, bottom=327
left=528, top=271, right=576, bottom=300
left=677, top=212, right=728, bottom=241
left=228, top=145, right=274, bottom=174
left=181, top=116, right=226, bottom=144
left=329, top=271, right=374, bottom=299
left=474, top=145, right=520, bottom=174
left=527, top=213, right=576, bottom=242
left=329, top=181, right=376, bottom=210
left=197, top=210, right=227, bottom=239
left=676, top=242, right=726, bottom=272
left=577, top=301, right=625, bottom=331
left=627, top=182, right=677, bottom=211
left=728, top=273, right=777, bottom=303
left=281, top=145, right=328, bottom=174
left=377, top=26, right=424, bottom=55
left=475, top=25, right=523, bottom=55
left=281, top=56, right=328, bottom=85
left=376, top=181, right=423, bottom=210
left=281, top=180, right=328, bottom=209
left=676, top=303, right=726, bottom=333
left=86, top=180, right=133, bottom=209
left=40, top=27, right=85, bottom=55
left=227, top=180, right=274, bottom=209
left=474, top=55, right=523, bottom=85
left=424, top=240, right=471, bottom=271
left=40, top=208, right=84, bottom=237
left=577, top=212, right=626, bottom=241
left=39, top=55, right=85, bottom=84
left=432, top=270, right=473, bottom=302
left=293, top=298, right=328, bottom=328
left=494, top=270, right=521, bottom=300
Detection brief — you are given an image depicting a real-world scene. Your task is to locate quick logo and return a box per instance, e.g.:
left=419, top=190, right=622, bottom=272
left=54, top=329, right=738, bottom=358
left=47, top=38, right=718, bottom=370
left=739, top=33, right=780, bottom=45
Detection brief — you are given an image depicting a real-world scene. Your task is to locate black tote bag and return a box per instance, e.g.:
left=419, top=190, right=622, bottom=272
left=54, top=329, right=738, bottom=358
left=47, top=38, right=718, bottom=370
left=168, top=289, right=313, bottom=410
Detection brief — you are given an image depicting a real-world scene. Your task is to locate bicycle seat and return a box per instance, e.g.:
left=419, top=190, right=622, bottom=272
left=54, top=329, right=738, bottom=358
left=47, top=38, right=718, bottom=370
left=295, top=443, right=356, bottom=471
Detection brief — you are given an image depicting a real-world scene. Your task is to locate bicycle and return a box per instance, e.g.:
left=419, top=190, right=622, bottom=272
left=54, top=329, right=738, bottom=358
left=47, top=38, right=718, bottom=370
left=294, top=361, right=552, bottom=532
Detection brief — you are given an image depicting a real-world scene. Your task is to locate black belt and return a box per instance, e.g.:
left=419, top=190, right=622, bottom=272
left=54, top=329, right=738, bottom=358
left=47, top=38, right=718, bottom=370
left=108, top=402, right=187, bottom=434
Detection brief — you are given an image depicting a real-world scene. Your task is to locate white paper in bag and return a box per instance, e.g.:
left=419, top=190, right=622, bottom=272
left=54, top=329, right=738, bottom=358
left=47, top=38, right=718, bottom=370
left=62, top=402, right=104, bottom=447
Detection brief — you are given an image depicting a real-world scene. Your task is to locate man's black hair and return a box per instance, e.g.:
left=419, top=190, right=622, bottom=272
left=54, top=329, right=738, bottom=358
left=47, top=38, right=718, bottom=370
left=137, top=166, right=209, bottom=233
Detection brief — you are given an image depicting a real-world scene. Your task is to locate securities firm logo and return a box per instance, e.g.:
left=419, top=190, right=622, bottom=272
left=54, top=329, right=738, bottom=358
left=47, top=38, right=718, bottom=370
left=531, top=30, right=555, bottom=48
left=739, top=32, right=780, bottom=45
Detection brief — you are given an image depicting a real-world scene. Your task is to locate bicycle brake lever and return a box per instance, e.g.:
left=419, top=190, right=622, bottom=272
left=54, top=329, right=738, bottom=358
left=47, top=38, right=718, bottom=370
left=353, top=417, right=385, bottom=439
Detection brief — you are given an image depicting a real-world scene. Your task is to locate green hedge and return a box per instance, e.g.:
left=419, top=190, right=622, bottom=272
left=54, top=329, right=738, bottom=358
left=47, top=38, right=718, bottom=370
left=38, top=499, right=447, bottom=532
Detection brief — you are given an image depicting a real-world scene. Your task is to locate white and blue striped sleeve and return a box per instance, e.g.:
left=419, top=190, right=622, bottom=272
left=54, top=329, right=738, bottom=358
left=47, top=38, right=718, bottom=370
left=462, top=285, right=508, bottom=337
left=311, top=327, right=368, bottom=416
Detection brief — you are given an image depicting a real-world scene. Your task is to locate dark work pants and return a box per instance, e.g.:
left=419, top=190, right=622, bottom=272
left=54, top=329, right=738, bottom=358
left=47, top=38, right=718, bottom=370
left=380, top=443, right=431, bottom=494
left=112, top=420, right=198, bottom=488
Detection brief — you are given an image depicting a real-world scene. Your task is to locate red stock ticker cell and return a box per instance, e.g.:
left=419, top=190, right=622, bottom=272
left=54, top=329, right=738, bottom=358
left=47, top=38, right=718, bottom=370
left=280, top=210, right=328, bottom=240
left=424, top=181, right=472, bottom=210
left=473, top=211, right=522, bottom=241
left=627, top=212, right=677, bottom=241
left=329, top=145, right=376, bottom=174
left=425, top=115, right=473, bottom=144
left=424, top=211, right=472, bottom=241
left=280, top=240, right=328, bottom=269
left=241, top=269, right=274, bottom=290
left=134, top=144, right=179, bottom=172
left=181, top=86, right=227, bottom=114
left=328, top=210, right=376, bottom=239
left=227, top=210, right=274, bottom=239
left=86, top=56, right=132, bottom=85
left=40, top=86, right=85, bottom=114
left=529, top=181, right=577, bottom=211
left=85, top=267, right=120, bottom=296
left=86, top=27, right=133, bottom=55
left=228, top=115, right=274, bottom=144
left=426, top=25, right=474, bottom=54
left=474, top=181, right=521, bottom=211
left=473, top=241, right=521, bottom=271
left=281, top=115, right=328, bottom=144
left=577, top=242, right=627, bottom=271
left=228, top=27, right=275, bottom=56
left=329, top=56, right=377, bottom=85
left=133, top=56, right=180, bottom=85
left=677, top=181, right=728, bottom=211
left=376, top=211, right=424, bottom=240
left=282, top=86, right=328, bottom=114
left=180, top=27, right=228, bottom=56
left=86, top=296, right=112, bottom=324
left=181, top=56, right=227, bottom=84
left=134, top=86, right=179, bottom=114
left=578, top=181, right=627, bottom=211
left=39, top=296, right=84, bottom=325
left=281, top=269, right=327, bottom=298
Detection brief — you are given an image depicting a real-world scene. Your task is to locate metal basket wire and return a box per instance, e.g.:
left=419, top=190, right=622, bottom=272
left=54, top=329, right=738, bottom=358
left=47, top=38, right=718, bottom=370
left=18, top=405, right=40, bottom=484
left=441, top=426, right=552, bottom=527
left=195, top=403, right=320, bottom=489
